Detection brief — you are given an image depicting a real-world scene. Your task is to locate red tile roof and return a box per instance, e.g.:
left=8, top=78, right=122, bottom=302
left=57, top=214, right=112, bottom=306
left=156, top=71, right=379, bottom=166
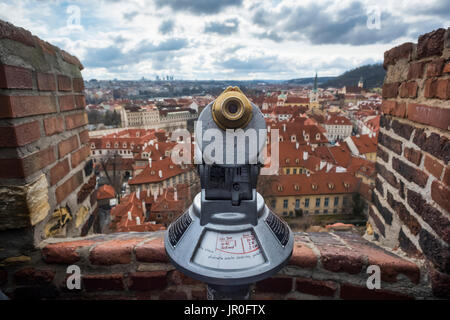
left=97, top=184, right=115, bottom=200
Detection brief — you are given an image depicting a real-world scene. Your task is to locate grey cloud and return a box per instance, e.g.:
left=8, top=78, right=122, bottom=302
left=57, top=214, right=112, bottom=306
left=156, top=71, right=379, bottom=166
left=84, top=38, right=189, bottom=68
left=204, top=18, right=239, bottom=35
left=159, top=19, right=175, bottom=35
left=154, top=0, right=243, bottom=14
left=219, top=55, right=285, bottom=72
left=123, top=11, right=138, bottom=21
left=250, top=1, right=413, bottom=45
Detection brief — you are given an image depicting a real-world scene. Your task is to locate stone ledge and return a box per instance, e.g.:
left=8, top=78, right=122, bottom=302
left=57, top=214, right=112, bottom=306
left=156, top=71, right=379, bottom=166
left=0, top=230, right=434, bottom=299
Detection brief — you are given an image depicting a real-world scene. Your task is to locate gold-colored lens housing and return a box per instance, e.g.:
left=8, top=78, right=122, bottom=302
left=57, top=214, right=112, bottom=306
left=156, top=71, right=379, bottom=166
left=212, top=86, right=253, bottom=130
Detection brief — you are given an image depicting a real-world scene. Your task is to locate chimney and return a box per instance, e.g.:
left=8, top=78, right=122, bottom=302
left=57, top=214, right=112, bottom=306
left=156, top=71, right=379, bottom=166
left=154, top=191, right=157, bottom=202
left=149, top=158, right=152, bottom=167
left=159, top=170, right=163, bottom=178
left=147, top=188, right=150, bottom=197
left=303, top=151, right=308, bottom=160
left=136, top=217, right=141, bottom=225
left=142, top=200, right=146, bottom=215
left=296, top=142, right=299, bottom=150
left=174, top=188, right=178, bottom=201
left=282, top=124, right=286, bottom=132
left=156, top=143, right=159, bottom=150
left=127, top=211, right=132, bottom=221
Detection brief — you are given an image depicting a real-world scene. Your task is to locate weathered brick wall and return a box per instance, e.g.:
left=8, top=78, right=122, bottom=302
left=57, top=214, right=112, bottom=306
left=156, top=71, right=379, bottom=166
left=369, top=28, right=450, bottom=298
left=0, top=232, right=432, bottom=300
left=0, top=20, right=96, bottom=261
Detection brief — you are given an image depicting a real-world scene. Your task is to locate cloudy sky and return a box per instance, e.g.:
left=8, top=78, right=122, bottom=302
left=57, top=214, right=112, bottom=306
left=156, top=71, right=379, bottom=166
left=0, top=0, right=448, bottom=80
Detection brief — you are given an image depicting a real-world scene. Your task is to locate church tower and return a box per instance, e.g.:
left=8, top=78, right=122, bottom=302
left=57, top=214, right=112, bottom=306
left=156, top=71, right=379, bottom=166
left=309, top=72, right=320, bottom=109
left=358, top=76, right=364, bottom=88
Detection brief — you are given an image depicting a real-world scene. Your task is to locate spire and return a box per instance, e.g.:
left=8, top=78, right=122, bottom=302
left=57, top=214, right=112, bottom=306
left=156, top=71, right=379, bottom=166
left=313, top=72, right=318, bottom=92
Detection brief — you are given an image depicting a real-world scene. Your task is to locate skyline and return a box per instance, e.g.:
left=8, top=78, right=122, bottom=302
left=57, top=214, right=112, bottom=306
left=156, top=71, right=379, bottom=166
left=0, top=0, right=448, bottom=81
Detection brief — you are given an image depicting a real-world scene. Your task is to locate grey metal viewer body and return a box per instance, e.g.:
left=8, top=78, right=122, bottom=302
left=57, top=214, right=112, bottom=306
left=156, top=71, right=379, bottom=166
left=164, top=87, right=294, bottom=299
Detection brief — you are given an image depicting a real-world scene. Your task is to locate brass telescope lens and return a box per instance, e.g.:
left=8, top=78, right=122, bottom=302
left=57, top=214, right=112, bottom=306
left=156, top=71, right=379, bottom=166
left=212, top=86, right=253, bottom=130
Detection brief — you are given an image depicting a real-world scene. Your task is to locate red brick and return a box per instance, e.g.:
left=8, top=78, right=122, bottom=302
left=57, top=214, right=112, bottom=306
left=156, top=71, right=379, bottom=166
left=59, top=95, right=75, bottom=111
left=295, top=277, right=336, bottom=297
left=0, top=64, right=32, bottom=89
left=61, top=50, right=84, bottom=70
left=431, top=180, right=450, bottom=213
left=381, top=100, right=396, bottom=115
left=443, top=63, right=450, bottom=73
left=44, top=116, right=64, bottom=136
left=37, top=73, right=56, bottom=91
left=378, top=132, right=402, bottom=155
left=424, top=155, right=443, bottom=179
left=392, top=157, right=428, bottom=188
left=0, top=95, right=56, bottom=119
left=49, top=158, right=70, bottom=186
left=340, top=284, right=413, bottom=300
left=382, top=82, right=399, bottom=99
left=0, top=146, right=55, bottom=179
left=417, top=28, right=445, bottom=59
left=404, top=147, right=422, bottom=166
left=430, top=268, right=450, bottom=298
left=424, top=79, right=437, bottom=98
left=128, top=271, right=167, bottom=291
left=407, top=103, right=450, bottom=131
left=58, top=75, right=72, bottom=91
left=0, top=19, right=35, bottom=47
left=168, top=270, right=201, bottom=286
left=0, top=121, right=41, bottom=147
left=407, top=189, right=450, bottom=244
left=399, top=81, right=418, bottom=98
left=42, top=240, right=95, bottom=264
left=135, top=237, right=168, bottom=263
left=83, top=274, right=124, bottom=292
left=73, top=78, right=84, bottom=92
left=14, top=268, right=55, bottom=285
left=158, top=290, right=188, bottom=300
left=58, top=135, right=79, bottom=158
left=71, top=145, right=90, bottom=169
left=79, top=130, right=89, bottom=144
left=383, top=42, right=413, bottom=68
left=369, top=206, right=385, bottom=237
left=55, top=170, right=83, bottom=203
left=255, top=277, right=292, bottom=294
left=426, top=58, right=445, bottom=77
left=407, top=62, right=424, bottom=80
left=288, top=240, right=318, bottom=268
left=443, top=167, right=450, bottom=187
left=435, top=79, right=448, bottom=99
left=89, top=238, right=143, bottom=265
left=74, top=95, right=86, bottom=109
left=65, top=112, right=88, bottom=130
left=387, top=191, right=421, bottom=236
left=309, top=233, right=364, bottom=274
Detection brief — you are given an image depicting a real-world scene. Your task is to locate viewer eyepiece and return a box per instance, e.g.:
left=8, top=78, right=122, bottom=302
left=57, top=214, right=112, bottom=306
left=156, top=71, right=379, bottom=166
left=212, top=86, right=252, bottom=130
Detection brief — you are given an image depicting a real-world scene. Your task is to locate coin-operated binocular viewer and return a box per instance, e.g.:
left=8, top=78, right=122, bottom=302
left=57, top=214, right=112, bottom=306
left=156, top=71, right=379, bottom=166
left=164, top=87, right=293, bottom=299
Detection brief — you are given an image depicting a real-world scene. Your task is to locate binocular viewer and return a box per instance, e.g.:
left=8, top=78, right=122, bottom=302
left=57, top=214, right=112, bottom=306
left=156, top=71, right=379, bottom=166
left=164, top=87, right=293, bottom=299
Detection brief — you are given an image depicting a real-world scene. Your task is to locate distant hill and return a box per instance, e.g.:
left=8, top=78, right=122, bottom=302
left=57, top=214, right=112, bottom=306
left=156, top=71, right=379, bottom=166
left=321, top=64, right=385, bottom=89
left=286, top=76, right=336, bottom=85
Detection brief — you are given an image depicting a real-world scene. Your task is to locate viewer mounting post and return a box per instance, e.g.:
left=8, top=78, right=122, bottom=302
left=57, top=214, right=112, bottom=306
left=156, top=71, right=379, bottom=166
left=165, top=86, right=293, bottom=300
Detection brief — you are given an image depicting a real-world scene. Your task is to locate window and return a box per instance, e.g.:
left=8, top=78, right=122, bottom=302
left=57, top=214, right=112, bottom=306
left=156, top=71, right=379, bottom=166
left=283, top=199, right=288, bottom=209
left=295, top=199, right=300, bottom=208
left=315, top=198, right=321, bottom=207
left=324, top=209, right=328, bottom=214
left=283, top=212, right=288, bottom=216
left=293, top=169, right=297, bottom=174
left=304, top=210, right=309, bottom=215
left=304, top=198, right=310, bottom=208
left=271, top=200, right=276, bottom=208
left=286, top=168, right=290, bottom=175
left=315, top=210, right=320, bottom=214
left=324, top=197, right=329, bottom=207
left=333, top=209, right=338, bottom=214
left=334, top=196, right=339, bottom=206
left=343, top=196, right=348, bottom=206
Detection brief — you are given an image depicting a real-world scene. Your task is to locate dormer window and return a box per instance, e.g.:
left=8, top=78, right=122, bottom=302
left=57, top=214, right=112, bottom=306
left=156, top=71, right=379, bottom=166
left=343, top=182, right=350, bottom=189
left=294, top=184, right=299, bottom=191
left=316, top=133, right=321, bottom=140
left=305, top=134, right=309, bottom=141
left=123, top=143, right=127, bottom=148
left=277, top=185, right=283, bottom=191
left=91, top=143, right=95, bottom=149
left=328, top=183, right=335, bottom=190
left=106, top=143, right=111, bottom=148
left=285, top=158, right=290, bottom=164
left=311, top=183, right=318, bottom=190
left=131, top=143, right=135, bottom=148
left=114, top=143, right=119, bottom=148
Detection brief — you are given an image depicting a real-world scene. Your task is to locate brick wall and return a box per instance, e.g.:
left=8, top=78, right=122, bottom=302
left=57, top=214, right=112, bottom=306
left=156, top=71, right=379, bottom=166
left=0, top=231, right=432, bottom=300
left=369, top=27, right=450, bottom=298
left=0, top=20, right=96, bottom=260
